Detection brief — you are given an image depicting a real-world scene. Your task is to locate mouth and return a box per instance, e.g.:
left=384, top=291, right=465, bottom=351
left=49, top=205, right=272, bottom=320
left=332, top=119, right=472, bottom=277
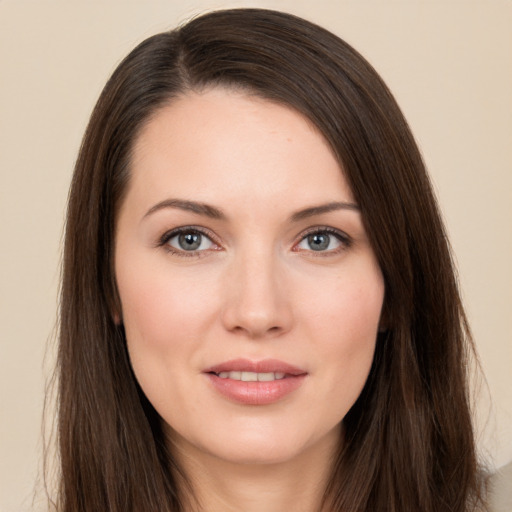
left=213, top=371, right=287, bottom=381
left=204, top=358, right=307, bottom=376
left=203, top=359, right=307, bottom=405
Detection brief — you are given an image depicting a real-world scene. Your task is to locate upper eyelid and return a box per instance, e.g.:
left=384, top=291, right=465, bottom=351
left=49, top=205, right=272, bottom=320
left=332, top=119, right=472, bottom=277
left=158, top=225, right=219, bottom=247
left=292, top=226, right=352, bottom=253
left=296, top=225, right=350, bottom=241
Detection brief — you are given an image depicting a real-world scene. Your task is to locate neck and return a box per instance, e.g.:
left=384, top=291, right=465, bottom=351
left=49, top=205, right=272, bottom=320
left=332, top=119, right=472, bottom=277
left=169, top=428, right=340, bottom=512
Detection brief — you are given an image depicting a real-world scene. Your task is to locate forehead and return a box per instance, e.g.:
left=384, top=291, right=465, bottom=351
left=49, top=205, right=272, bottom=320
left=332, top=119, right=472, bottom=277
left=127, top=88, right=354, bottom=213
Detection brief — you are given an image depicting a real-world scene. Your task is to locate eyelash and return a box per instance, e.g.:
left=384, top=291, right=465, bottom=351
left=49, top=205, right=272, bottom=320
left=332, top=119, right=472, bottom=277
left=158, top=226, right=220, bottom=258
left=297, top=226, right=351, bottom=252
left=157, top=226, right=352, bottom=257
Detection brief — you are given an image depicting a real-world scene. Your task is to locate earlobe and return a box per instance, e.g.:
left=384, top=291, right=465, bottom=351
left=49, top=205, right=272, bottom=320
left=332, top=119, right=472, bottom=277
left=109, top=278, right=123, bottom=325
left=110, top=297, right=123, bottom=326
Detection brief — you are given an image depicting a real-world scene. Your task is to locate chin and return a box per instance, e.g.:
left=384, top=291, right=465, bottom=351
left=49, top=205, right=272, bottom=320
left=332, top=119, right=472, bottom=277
left=217, top=438, right=305, bottom=466
left=167, top=419, right=340, bottom=468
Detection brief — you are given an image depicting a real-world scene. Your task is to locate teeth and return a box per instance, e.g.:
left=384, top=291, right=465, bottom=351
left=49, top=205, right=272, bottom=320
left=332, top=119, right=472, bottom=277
left=216, top=371, right=286, bottom=381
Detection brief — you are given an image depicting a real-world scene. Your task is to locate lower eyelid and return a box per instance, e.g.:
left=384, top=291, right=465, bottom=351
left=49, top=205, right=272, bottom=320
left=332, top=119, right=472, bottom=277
left=169, top=232, right=213, bottom=251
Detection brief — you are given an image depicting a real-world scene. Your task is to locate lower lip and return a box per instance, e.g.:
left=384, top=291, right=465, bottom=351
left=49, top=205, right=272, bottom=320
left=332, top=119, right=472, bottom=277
left=205, top=373, right=306, bottom=405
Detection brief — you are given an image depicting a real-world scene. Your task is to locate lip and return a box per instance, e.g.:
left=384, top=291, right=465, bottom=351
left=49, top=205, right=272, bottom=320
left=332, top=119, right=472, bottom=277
left=204, top=358, right=307, bottom=406
left=204, top=358, right=306, bottom=375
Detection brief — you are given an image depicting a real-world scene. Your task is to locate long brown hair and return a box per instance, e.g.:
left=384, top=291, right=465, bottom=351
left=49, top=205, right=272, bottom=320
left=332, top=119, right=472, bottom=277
left=53, top=8, right=484, bottom=511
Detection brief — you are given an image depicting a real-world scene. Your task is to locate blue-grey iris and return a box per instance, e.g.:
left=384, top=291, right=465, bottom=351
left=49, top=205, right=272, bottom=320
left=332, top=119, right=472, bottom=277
left=308, top=233, right=330, bottom=251
left=179, top=232, right=202, bottom=251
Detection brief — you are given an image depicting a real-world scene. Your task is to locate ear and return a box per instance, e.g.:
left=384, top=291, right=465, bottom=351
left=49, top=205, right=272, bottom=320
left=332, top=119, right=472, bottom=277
left=113, top=311, right=122, bottom=325
left=109, top=294, right=123, bottom=326
left=109, top=278, right=123, bottom=326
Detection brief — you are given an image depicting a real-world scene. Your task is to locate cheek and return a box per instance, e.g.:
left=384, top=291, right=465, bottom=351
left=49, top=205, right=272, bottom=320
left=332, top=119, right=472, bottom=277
left=301, top=268, right=383, bottom=398
left=117, top=261, right=215, bottom=351
left=116, top=261, right=218, bottom=418
left=304, top=266, right=384, bottom=343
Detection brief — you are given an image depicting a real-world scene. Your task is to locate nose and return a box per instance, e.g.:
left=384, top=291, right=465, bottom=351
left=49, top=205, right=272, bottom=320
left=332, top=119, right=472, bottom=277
left=220, top=249, right=293, bottom=339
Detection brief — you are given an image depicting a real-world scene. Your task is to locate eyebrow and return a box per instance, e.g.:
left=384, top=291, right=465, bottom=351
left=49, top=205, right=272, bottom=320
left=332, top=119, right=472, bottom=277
left=290, top=201, right=360, bottom=222
left=143, top=198, right=360, bottom=222
left=144, top=199, right=226, bottom=220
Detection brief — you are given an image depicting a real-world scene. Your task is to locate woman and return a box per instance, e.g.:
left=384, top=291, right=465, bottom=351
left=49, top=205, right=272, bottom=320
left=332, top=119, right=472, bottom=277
left=54, top=8, right=485, bottom=511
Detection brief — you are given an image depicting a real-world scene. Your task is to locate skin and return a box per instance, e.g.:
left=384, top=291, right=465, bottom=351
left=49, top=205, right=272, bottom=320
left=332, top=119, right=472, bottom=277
left=115, top=88, right=385, bottom=511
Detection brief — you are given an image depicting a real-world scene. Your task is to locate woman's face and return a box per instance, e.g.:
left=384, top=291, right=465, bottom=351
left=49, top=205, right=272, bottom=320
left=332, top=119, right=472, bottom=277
left=115, top=88, right=384, bottom=466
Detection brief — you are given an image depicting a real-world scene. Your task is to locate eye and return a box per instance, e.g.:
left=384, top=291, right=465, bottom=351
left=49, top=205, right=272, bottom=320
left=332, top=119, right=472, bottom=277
left=161, top=228, right=216, bottom=254
left=295, top=228, right=349, bottom=253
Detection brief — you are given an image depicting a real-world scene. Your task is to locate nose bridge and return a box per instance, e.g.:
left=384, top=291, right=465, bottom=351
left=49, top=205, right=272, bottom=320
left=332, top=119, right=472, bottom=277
left=221, top=242, right=292, bottom=338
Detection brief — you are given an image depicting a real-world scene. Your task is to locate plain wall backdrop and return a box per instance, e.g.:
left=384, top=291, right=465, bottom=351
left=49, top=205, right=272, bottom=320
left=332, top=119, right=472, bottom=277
left=1, top=1, right=511, bottom=511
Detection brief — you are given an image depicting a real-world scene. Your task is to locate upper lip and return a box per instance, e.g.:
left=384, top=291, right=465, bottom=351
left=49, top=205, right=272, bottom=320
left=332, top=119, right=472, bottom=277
left=204, top=358, right=307, bottom=376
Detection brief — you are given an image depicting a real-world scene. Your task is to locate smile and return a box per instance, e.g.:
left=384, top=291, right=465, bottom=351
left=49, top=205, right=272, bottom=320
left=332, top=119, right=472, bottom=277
left=204, top=359, right=307, bottom=405
left=215, top=371, right=286, bottom=381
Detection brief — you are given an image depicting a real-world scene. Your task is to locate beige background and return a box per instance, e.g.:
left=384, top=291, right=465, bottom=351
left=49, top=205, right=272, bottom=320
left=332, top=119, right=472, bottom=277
left=1, top=1, right=511, bottom=511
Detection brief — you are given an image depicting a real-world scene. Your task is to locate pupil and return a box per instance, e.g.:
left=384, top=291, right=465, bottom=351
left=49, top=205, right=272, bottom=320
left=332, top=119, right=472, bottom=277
left=308, top=233, right=329, bottom=251
left=179, top=232, right=201, bottom=251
